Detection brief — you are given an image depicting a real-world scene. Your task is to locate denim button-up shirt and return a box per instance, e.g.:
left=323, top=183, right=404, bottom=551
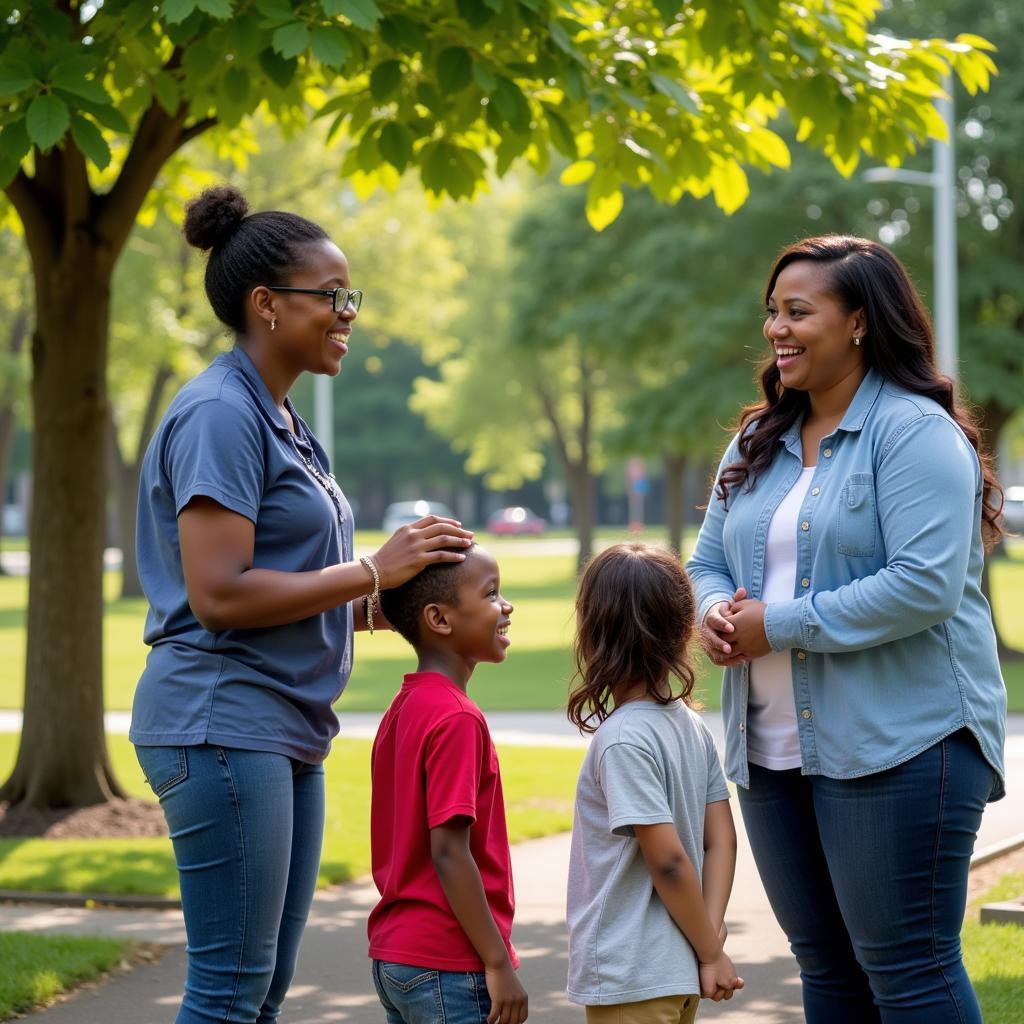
left=688, top=370, right=1006, bottom=797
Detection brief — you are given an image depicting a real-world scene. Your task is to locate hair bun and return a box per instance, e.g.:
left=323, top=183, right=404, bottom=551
left=183, top=185, right=250, bottom=251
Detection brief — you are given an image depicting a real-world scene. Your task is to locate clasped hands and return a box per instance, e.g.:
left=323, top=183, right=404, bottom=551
left=699, top=587, right=772, bottom=667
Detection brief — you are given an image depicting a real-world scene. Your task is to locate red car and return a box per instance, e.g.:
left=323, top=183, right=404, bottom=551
left=486, top=506, right=548, bottom=536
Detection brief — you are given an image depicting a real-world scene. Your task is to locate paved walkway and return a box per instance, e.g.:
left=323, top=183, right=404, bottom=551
left=3, top=712, right=1022, bottom=1022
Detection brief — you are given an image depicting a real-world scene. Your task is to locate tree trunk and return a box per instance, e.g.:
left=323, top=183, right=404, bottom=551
left=663, top=453, right=688, bottom=557
left=0, top=305, right=30, bottom=573
left=566, top=463, right=596, bottom=572
left=112, top=361, right=176, bottom=599
left=0, top=242, right=125, bottom=807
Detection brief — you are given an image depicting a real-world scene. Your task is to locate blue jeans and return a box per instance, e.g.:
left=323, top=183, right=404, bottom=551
left=372, top=961, right=492, bottom=1024
left=136, top=744, right=325, bottom=1024
left=738, top=729, right=995, bottom=1024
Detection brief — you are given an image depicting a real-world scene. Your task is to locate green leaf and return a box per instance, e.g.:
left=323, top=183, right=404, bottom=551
left=196, top=0, right=233, bottom=17
left=259, top=48, right=298, bottom=89
left=455, top=0, right=493, bottom=29
left=586, top=182, right=624, bottom=231
left=379, top=15, right=427, bottom=53
left=378, top=120, right=413, bottom=172
left=559, top=159, right=594, bottom=185
left=472, top=62, right=497, bottom=93
left=223, top=66, right=250, bottom=104
left=311, top=26, right=352, bottom=68
left=51, top=71, right=109, bottom=105
left=322, top=0, right=344, bottom=14
left=650, top=73, right=700, bottom=115
left=0, top=67, right=37, bottom=96
left=563, top=62, right=585, bottom=104
left=152, top=73, right=181, bottom=115
left=74, top=98, right=131, bottom=134
left=0, top=119, right=31, bottom=187
left=491, top=77, right=531, bottom=133
left=162, top=0, right=198, bottom=24
left=257, top=0, right=293, bottom=21
left=69, top=113, right=111, bottom=169
left=545, top=107, right=577, bottom=159
left=653, top=0, right=682, bottom=17
left=273, top=22, right=310, bottom=60
left=26, top=93, right=70, bottom=151
left=710, top=158, right=749, bottom=214
left=437, top=47, right=472, bottom=94
left=0, top=118, right=32, bottom=163
left=230, top=13, right=265, bottom=58
left=370, top=60, right=402, bottom=101
left=339, top=0, right=381, bottom=31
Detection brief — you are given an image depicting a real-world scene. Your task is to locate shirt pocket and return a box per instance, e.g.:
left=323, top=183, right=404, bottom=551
left=837, top=473, right=878, bottom=557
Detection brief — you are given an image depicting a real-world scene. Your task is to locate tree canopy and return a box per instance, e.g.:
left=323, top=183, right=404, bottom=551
left=0, top=0, right=997, bottom=233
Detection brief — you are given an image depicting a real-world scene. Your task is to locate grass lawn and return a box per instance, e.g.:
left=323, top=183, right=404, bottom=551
left=963, top=872, right=1024, bottom=1023
left=0, top=732, right=584, bottom=897
left=3, top=532, right=1023, bottom=714
left=0, top=931, right=129, bottom=1020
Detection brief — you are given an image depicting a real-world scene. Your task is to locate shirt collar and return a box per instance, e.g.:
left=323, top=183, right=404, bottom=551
left=226, top=345, right=299, bottom=435
left=779, top=368, right=884, bottom=454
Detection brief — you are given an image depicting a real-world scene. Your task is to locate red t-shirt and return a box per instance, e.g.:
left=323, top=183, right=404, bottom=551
left=368, top=672, right=518, bottom=971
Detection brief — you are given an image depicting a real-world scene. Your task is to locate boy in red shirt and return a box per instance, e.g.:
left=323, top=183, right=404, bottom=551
left=370, top=543, right=528, bottom=1024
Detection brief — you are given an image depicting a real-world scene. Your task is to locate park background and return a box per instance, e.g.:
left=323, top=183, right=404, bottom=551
left=0, top=0, right=1022, bottom=1019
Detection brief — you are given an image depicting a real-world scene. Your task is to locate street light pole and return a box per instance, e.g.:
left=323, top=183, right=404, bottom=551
left=314, top=374, right=334, bottom=468
left=863, top=73, right=958, bottom=380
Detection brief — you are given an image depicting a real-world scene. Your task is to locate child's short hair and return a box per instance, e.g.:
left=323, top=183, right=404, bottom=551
left=379, top=545, right=475, bottom=646
left=567, top=543, right=698, bottom=733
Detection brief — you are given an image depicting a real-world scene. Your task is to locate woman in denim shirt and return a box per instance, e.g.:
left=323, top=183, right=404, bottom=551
left=688, top=236, right=1006, bottom=1024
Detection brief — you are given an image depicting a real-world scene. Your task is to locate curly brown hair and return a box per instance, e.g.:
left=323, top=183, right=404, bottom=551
left=717, top=235, right=1003, bottom=547
left=567, top=543, right=698, bottom=734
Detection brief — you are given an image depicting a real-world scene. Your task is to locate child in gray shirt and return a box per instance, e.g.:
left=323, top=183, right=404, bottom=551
left=565, top=543, right=743, bottom=1022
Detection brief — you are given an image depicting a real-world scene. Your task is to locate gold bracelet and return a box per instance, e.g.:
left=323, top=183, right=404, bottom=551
left=359, top=555, right=381, bottom=635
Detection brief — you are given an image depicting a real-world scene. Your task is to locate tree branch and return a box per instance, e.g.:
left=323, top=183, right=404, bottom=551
left=4, top=171, right=55, bottom=270
left=94, top=99, right=216, bottom=255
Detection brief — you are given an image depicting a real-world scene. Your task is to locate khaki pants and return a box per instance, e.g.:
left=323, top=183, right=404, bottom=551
left=585, top=994, right=699, bottom=1024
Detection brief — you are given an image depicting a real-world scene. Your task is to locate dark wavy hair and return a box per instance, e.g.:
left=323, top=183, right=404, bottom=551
left=716, top=235, right=1003, bottom=547
left=567, top=544, right=698, bottom=734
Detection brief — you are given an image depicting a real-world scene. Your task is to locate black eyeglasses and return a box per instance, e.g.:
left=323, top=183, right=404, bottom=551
left=268, top=286, right=363, bottom=313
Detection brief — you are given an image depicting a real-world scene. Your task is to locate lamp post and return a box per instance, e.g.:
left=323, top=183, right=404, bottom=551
left=863, top=74, right=958, bottom=380
left=314, top=374, right=334, bottom=467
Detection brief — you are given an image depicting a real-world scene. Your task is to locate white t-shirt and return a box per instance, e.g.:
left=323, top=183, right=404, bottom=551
left=747, top=466, right=815, bottom=769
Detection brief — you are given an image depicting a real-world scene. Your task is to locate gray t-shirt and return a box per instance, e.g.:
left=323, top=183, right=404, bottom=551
left=566, top=700, right=730, bottom=1006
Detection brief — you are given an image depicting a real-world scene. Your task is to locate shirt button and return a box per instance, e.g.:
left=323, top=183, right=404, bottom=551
left=811, top=487, right=820, bottom=496
left=739, top=723, right=745, bottom=732
left=801, top=578, right=810, bottom=588
left=824, top=448, right=833, bottom=458
left=801, top=709, right=812, bottom=720
left=801, top=521, right=810, bottom=531
left=797, top=651, right=807, bottom=661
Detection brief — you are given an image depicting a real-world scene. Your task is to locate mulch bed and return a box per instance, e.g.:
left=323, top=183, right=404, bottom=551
left=0, top=798, right=168, bottom=839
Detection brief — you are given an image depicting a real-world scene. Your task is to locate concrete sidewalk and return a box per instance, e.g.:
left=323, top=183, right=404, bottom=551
left=3, top=712, right=1022, bottom=1022
left=2, top=827, right=802, bottom=1023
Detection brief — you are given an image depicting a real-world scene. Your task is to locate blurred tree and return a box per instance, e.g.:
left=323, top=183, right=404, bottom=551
left=0, top=0, right=998, bottom=807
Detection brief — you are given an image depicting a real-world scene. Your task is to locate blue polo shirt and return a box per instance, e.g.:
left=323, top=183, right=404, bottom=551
left=130, top=346, right=353, bottom=763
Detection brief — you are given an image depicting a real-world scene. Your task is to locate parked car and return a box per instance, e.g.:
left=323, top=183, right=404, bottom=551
left=486, top=506, right=548, bottom=536
left=1003, top=486, right=1024, bottom=535
left=381, top=500, right=456, bottom=534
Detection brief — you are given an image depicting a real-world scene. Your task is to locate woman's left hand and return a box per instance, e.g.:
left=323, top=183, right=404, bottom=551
left=723, top=599, right=772, bottom=659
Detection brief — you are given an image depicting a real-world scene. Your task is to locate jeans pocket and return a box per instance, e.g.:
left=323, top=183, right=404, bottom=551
left=135, top=745, right=189, bottom=796
left=378, top=962, right=441, bottom=995
left=837, top=472, right=878, bottom=557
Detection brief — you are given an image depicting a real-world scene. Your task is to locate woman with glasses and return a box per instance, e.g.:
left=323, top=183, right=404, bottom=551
left=688, top=235, right=1005, bottom=1023
left=130, top=185, right=473, bottom=1024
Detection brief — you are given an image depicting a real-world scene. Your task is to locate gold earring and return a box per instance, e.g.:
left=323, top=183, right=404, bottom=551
left=270, top=317, right=277, bottom=332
